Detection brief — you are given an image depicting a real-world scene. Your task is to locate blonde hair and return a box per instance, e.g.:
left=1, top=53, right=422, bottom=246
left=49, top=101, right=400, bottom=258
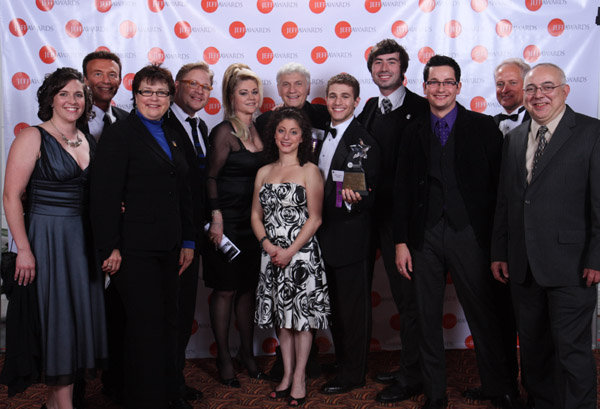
left=221, top=63, right=263, bottom=140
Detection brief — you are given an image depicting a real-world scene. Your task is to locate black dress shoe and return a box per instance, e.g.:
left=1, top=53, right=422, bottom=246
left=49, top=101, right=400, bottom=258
left=182, top=384, right=203, bottom=401
left=422, top=396, right=448, bottom=409
left=320, top=379, right=365, bottom=395
left=376, top=382, right=423, bottom=403
left=463, top=386, right=492, bottom=401
left=169, top=398, right=193, bottom=409
left=492, top=393, right=524, bottom=409
left=374, top=369, right=403, bottom=384
left=248, top=370, right=266, bottom=380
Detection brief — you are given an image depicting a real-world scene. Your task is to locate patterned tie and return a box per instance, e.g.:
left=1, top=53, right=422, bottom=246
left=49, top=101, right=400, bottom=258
left=185, top=117, right=206, bottom=169
left=381, top=98, right=392, bottom=115
left=531, top=125, right=548, bottom=179
left=435, top=119, right=450, bottom=146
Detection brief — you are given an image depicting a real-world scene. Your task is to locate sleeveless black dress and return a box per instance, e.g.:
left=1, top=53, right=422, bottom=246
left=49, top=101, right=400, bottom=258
left=26, top=126, right=107, bottom=385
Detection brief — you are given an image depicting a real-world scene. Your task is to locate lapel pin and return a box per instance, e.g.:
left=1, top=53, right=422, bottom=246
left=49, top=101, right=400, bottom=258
left=406, top=114, right=411, bottom=120
left=172, top=141, right=177, bottom=147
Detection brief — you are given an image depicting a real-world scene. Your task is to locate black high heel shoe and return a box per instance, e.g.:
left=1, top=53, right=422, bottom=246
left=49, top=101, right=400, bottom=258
left=268, top=386, right=291, bottom=400
left=216, top=360, right=241, bottom=388
left=288, top=395, right=306, bottom=407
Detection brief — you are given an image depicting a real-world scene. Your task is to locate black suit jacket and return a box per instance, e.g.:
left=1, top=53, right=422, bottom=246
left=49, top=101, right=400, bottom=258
left=90, top=111, right=194, bottom=261
left=393, top=103, right=503, bottom=251
left=357, top=88, right=429, bottom=217
left=491, top=105, right=600, bottom=286
left=80, top=104, right=129, bottom=135
left=318, top=118, right=381, bottom=267
left=164, top=109, right=209, bottom=243
left=255, top=101, right=329, bottom=135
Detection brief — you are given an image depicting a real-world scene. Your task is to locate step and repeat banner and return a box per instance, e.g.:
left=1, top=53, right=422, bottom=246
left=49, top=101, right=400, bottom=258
left=1, top=1, right=599, bottom=358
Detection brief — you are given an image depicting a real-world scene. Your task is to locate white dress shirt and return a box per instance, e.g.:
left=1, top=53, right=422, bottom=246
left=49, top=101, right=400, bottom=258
left=525, top=107, right=566, bottom=183
left=171, top=103, right=207, bottom=155
left=88, top=104, right=117, bottom=141
left=378, top=85, right=407, bottom=113
left=498, top=106, right=527, bottom=136
left=318, top=116, right=353, bottom=181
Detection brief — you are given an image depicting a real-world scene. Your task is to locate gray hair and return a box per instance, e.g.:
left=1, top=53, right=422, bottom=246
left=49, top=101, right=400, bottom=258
left=276, top=62, right=310, bottom=85
left=494, top=58, right=531, bottom=80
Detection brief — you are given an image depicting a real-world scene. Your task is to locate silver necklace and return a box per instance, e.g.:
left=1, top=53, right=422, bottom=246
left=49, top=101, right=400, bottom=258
left=50, top=119, right=82, bottom=148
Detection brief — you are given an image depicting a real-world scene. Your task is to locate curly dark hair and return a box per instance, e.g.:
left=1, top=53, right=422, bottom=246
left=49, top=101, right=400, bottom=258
left=131, top=64, right=175, bottom=108
left=263, top=107, right=313, bottom=166
left=36, top=67, right=93, bottom=129
left=367, top=38, right=409, bottom=81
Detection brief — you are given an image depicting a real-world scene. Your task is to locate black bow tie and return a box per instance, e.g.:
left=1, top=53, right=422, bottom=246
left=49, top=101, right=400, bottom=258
left=498, top=106, right=525, bottom=122
left=326, top=126, right=337, bottom=138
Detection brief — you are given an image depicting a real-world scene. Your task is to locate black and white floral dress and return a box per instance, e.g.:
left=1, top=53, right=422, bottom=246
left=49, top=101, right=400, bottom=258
left=255, top=182, right=330, bottom=331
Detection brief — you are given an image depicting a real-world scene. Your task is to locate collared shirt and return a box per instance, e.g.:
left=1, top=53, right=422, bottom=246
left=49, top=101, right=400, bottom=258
left=498, top=106, right=527, bottom=136
left=430, top=105, right=458, bottom=136
left=88, top=104, right=117, bottom=141
left=171, top=103, right=207, bottom=155
left=318, top=116, right=353, bottom=181
left=525, top=106, right=566, bottom=183
left=378, top=85, right=407, bottom=113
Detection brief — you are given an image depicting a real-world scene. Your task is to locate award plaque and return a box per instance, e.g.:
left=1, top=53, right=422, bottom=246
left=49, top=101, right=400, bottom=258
left=342, top=140, right=370, bottom=196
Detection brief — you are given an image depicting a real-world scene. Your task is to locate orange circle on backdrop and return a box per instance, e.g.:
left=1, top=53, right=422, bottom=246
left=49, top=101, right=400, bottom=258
left=9, top=18, right=28, bottom=37
left=547, top=18, right=564, bottom=36
left=418, top=0, right=435, bottom=13
left=371, top=291, right=381, bottom=307
left=471, top=0, right=487, bottom=12
left=147, top=0, right=164, bottom=12
left=471, top=45, right=488, bottom=63
left=119, top=20, right=137, bottom=38
left=39, top=45, right=57, bottom=64
left=418, top=47, right=435, bottom=64
left=364, top=46, right=373, bottom=61
left=229, top=21, right=246, bottom=39
left=370, top=338, right=381, bottom=352
left=257, top=0, right=274, bottom=13
left=203, top=47, right=220, bottom=65
left=392, top=20, right=408, bottom=39
left=465, top=335, right=475, bottom=349
left=36, top=0, right=54, bottom=11
left=442, top=313, right=457, bottom=329
left=365, top=0, right=382, bottom=13
left=444, top=20, right=462, bottom=38
left=95, top=0, right=112, bottom=12
left=262, top=337, right=279, bottom=354
left=496, top=19, right=512, bottom=37
left=65, top=19, right=83, bottom=38
left=281, top=21, right=298, bottom=39
left=96, top=46, right=111, bottom=52
left=390, top=313, right=401, bottom=331
left=311, top=46, right=328, bottom=64
left=190, top=319, right=199, bottom=335
left=257, top=46, right=274, bottom=65
left=523, top=44, right=541, bottom=63
left=309, top=0, right=326, bottom=13
left=174, top=21, right=191, bottom=39
left=204, top=97, right=221, bottom=115
left=260, top=97, right=275, bottom=113
left=315, top=336, right=331, bottom=353
left=12, top=72, right=31, bottom=90
left=525, top=0, right=542, bottom=11
left=470, top=96, right=487, bottom=113
left=201, top=0, right=218, bottom=12
left=123, top=73, right=135, bottom=91
left=147, top=47, right=165, bottom=64
left=312, top=97, right=326, bottom=105
left=14, top=122, right=30, bottom=136
left=335, top=21, right=352, bottom=39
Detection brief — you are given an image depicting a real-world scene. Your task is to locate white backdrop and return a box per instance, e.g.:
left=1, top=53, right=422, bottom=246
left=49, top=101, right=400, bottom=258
left=1, top=0, right=599, bottom=358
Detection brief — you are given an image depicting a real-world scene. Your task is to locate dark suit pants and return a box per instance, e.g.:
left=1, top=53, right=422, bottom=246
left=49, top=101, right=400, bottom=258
left=325, top=258, right=371, bottom=385
left=113, top=248, right=179, bottom=409
left=175, top=252, right=199, bottom=395
left=411, top=219, right=514, bottom=400
left=101, top=280, right=126, bottom=395
left=511, top=272, right=597, bottom=409
left=370, top=219, right=421, bottom=387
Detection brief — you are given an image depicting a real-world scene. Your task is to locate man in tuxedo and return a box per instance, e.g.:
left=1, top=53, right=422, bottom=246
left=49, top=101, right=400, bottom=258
left=357, top=38, right=428, bottom=404
left=256, top=62, right=328, bottom=381
left=317, top=73, right=381, bottom=395
left=393, top=55, right=518, bottom=409
left=494, top=59, right=531, bottom=136
left=82, top=50, right=129, bottom=405
left=491, top=63, right=600, bottom=409
left=82, top=51, right=128, bottom=140
left=164, top=61, right=213, bottom=408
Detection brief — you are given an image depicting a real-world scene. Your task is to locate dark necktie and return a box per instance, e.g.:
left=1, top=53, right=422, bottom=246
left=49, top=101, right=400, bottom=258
left=381, top=98, right=392, bottom=115
left=531, top=125, right=548, bottom=179
left=185, top=117, right=206, bottom=169
left=325, top=126, right=337, bottom=139
left=103, top=112, right=112, bottom=128
left=435, top=119, right=450, bottom=146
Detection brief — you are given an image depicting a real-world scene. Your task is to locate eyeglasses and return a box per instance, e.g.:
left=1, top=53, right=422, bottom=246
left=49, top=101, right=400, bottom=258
left=179, top=80, right=213, bottom=92
left=524, top=83, right=564, bottom=95
left=425, top=80, right=458, bottom=88
left=136, top=89, right=170, bottom=98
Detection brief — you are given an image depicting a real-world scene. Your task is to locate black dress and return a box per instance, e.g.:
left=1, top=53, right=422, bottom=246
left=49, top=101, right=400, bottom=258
left=26, top=126, right=107, bottom=385
left=203, top=121, right=263, bottom=290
